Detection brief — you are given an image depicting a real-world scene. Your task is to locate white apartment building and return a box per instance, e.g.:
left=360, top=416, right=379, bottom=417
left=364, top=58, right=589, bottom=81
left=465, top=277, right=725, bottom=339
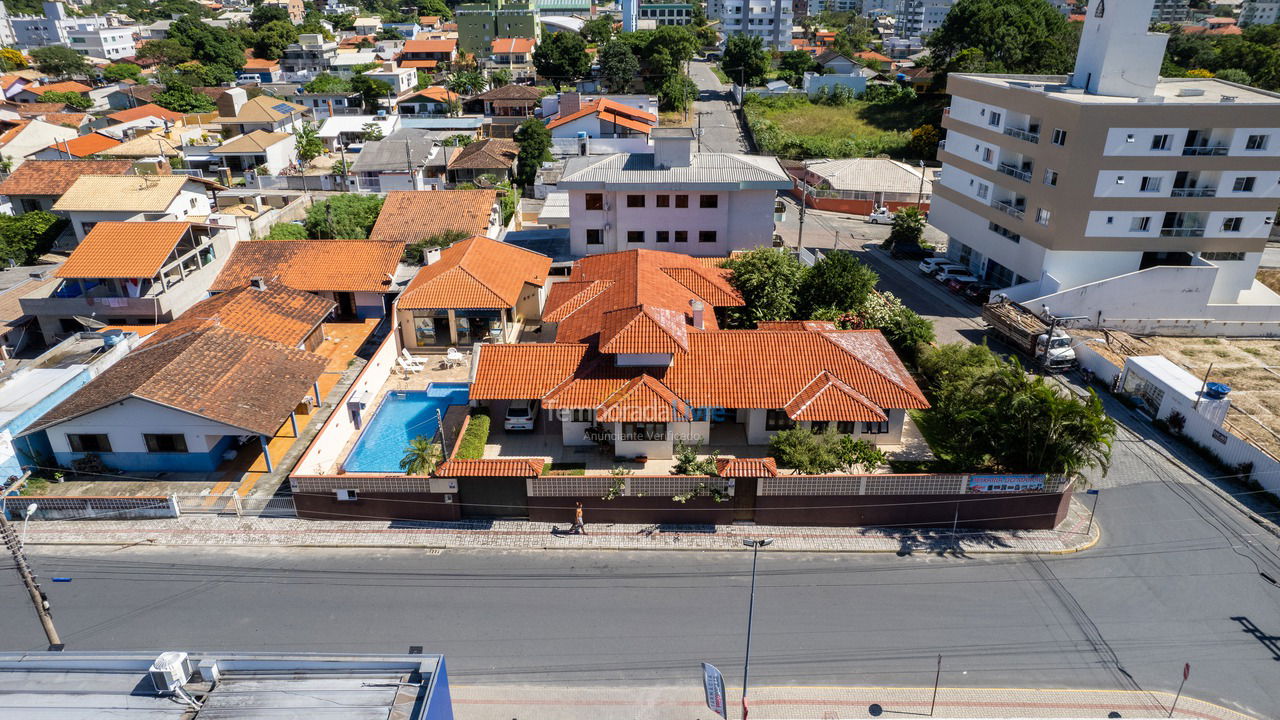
left=710, top=0, right=793, bottom=51
left=558, top=128, right=792, bottom=257
left=10, top=1, right=111, bottom=50
left=1050, top=0, right=1190, bottom=22
left=894, top=0, right=954, bottom=38
left=67, top=26, right=135, bottom=61
left=933, top=0, right=1280, bottom=336
left=1240, top=0, right=1280, bottom=25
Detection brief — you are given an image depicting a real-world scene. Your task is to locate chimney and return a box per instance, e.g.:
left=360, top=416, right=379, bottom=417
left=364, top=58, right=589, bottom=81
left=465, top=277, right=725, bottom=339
left=249, top=276, right=267, bottom=290
left=216, top=87, right=248, bottom=118
left=652, top=127, right=694, bottom=169
left=382, top=61, right=395, bottom=72
left=1068, top=0, right=1167, bottom=98
left=690, top=299, right=704, bottom=330
left=424, top=246, right=442, bottom=265
left=559, top=92, right=580, bottom=117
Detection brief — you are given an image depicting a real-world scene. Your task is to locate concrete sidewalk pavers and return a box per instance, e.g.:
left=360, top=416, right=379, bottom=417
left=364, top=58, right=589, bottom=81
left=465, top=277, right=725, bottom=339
left=451, top=684, right=1256, bottom=720
left=24, top=496, right=1099, bottom=554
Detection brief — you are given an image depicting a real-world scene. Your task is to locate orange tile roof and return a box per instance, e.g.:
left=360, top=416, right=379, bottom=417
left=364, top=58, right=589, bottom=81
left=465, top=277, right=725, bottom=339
left=783, top=370, right=886, bottom=422
left=542, top=280, right=613, bottom=323
left=471, top=343, right=589, bottom=400
left=446, top=137, right=518, bottom=170
left=210, top=239, right=403, bottom=294
left=40, top=112, right=89, bottom=128
left=340, top=34, right=376, bottom=47
left=56, top=222, right=192, bottom=279
left=145, top=281, right=335, bottom=349
left=33, top=81, right=92, bottom=95
left=594, top=374, right=689, bottom=422
left=436, top=458, right=544, bottom=476
left=0, top=119, right=30, bottom=145
left=46, top=132, right=121, bottom=158
left=716, top=457, right=777, bottom=477
left=241, top=56, right=281, bottom=70
left=598, top=305, right=688, bottom=354
left=0, top=159, right=133, bottom=196
left=546, top=98, right=657, bottom=130
left=370, top=189, right=499, bottom=244
left=403, top=38, right=457, bottom=54
left=399, top=235, right=551, bottom=309
left=491, top=37, right=534, bottom=54
left=15, top=102, right=67, bottom=114
left=597, top=110, right=653, bottom=134
left=407, top=86, right=459, bottom=103
left=399, top=59, right=439, bottom=69
left=106, top=103, right=186, bottom=124
left=420, top=15, right=441, bottom=25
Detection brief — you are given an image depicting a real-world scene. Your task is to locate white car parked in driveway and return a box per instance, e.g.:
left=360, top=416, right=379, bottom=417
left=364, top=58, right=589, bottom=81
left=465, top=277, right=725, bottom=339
left=934, top=268, right=979, bottom=284
left=918, top=257, right=962, bottom=275
left=866, top=208, right=896, bottom=224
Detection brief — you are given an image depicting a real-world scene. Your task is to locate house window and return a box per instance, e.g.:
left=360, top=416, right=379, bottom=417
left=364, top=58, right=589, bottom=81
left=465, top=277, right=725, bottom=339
left=1222, top=217, right=1244, bottom=232
left=586, top=228, right=603, bottom=245
left=1130, top=216, right=1151, bottom=232
left=67, top=433, right=111, bottom=453
left=1051, top=128, right=1067, bottom=146
left=656, top=230, right=670, bottom=243
left=656, top=194, right=670, bottom=207
left=1036, top=208, right=1051, bottom=225
left=1151, top=134, right=1171, bottom=151
left=1232, top=176, right=1256, bottom=193
left=627, top=230, right=644, bottom=243
left=626, top=194, right=645, bottom=208
left=585, top=193, right=604, bottom=210
left=976, top=183, right=989, bottom=200
left=675, top=194, right=689, bottom=208
left=622, top=422, right=666, bottom=441
left=1245, top=134, right=1269, bottom=150
left=862, top=421, right=890, bottom=434
left=699, top=194, right=718, bottom=208
left=765, top=409, right=794, bottom=431
left=674, top=230, right=688, bottom=243
left=80, top=221, right=96, bottom=236
left=981, top=147, right=993, bottom=163
left=836, top=421, right=859, bottom=434
left=1139, top=176, right=1162, bottom=193
left=144, top=433, right=188, bottom=453
left=698, top=230, right=717, bottom=243
left=1043, top=169, right=1058, bottom=186
left=1202, top=251, right=1246, bottom=261
left=988, top=110, right=1001, bottom=127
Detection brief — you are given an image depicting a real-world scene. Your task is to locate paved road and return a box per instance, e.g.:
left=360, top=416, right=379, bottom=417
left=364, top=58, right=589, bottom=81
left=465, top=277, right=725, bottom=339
left=5, top=468, right=1280, bottom=720
left=689, top=59, right=748, bottom=154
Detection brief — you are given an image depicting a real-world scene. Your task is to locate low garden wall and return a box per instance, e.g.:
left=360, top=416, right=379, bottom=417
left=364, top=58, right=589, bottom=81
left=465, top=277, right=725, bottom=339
left=291, top=475, right=461, bottom=522
left=2, top=495, right=178, bottom=521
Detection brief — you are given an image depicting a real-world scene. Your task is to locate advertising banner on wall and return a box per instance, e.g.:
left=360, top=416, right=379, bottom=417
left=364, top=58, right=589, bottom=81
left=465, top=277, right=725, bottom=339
left=968, top=475, right=1047, bottom=493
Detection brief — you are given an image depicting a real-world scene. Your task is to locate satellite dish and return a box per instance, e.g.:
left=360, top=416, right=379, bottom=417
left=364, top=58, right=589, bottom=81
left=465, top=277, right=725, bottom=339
left=73, top=315, right=107, bottom=330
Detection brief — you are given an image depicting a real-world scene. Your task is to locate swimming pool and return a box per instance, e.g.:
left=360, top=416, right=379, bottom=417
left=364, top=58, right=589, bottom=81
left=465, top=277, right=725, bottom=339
left=343, top=383, right=471, bottom=473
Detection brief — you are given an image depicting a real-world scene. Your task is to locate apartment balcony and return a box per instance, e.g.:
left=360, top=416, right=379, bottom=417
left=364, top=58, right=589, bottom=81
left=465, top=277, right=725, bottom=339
left=1181, top=145, right=1229, bottom=156
left=990, top=199, right=1025, bottom=220
left=997, top=162, right=1032, bottom=182
left=1003, top=126, right=1039, bottom=144
left=1159, top=226, right=1206, bottom=237
left=1170, top=186, right=1217, bottom=198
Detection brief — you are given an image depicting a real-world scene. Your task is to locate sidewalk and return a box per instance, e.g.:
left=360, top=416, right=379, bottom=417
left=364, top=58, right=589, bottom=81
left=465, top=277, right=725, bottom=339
left=451, top=684, right=1255, bottom=720
left=22, top=496, right=1098, bottom=554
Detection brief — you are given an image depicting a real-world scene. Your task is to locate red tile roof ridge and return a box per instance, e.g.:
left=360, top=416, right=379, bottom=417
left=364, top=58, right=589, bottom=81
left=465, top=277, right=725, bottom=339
left=716, top=457, right=778, bottom=477
left=783, top=369, right=887, bottom=422
left=437, top=457, right=545, bottom=476
left=814, top=330, right=928, bottom=406
left=598, top=304, right=689, bottom=354
left=595, top=373, right=689, bottom=422
left=543, top=279, right=614, bottom=322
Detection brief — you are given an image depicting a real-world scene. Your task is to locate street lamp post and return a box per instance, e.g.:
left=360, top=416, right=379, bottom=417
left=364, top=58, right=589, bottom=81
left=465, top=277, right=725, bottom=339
left=20, top=502, right=37, bottom=547
left=740, top=537, right=773, bottom=720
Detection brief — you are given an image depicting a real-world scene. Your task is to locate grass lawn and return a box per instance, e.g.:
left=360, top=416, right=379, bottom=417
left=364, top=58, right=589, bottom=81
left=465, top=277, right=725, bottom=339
left=711, top=64, right=731, bottom=84
left=752, top=96, right=947, bottom=141
left=659, top=110, right=694, bottom=128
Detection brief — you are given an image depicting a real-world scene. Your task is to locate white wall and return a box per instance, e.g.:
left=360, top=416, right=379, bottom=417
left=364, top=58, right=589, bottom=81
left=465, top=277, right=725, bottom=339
left=6, top=122, right=77, bottom=168
left=943, top=129, right=999, bottom=171
left=568, top=188, right=774, bottom=256
left=930, top=195, right=1048, bottom=285
left=946, top=95, right=1006, bottom=134
left=47, top=398, right=242, bottom=455
left=1229, top=128, right=1280, bottom=157
left=612, top=421, right=674, bottom=459
left=1101, top=127, right=1188, bottom=156
left=263, top=135, right=298, bottom=175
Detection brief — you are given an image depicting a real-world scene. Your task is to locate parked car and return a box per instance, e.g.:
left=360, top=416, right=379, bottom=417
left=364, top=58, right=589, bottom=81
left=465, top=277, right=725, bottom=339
left=867, top=207, right=896, bottom=224
left=918, top=257, right=960, bottom=275
left=963, top=282, right=996, bottom=304
left=935, top=268, right=979, bottom=285
left=504, top=399, right=539, bottom=431
left=890, top=242, right=933, bottom=261
left=945, top=276, right=976, bottom=293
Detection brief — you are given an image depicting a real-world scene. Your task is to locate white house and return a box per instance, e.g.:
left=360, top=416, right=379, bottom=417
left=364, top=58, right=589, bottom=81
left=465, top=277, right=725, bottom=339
left=66, top=25, right=134, bottom=61
left=0, top=119, right=78, bottom=169
left=51, top=175, right=223, bottom=244
left=211, top=130, right=297, bottom=175
left=349, top=128, right=445, bottom=191
left=557, top=128, right=792, bottom=257
left=363, top=62, right=419, bottom=100
left=544, top=95, right=658, bottom=140
left=318, top=114, right=401, bottom=150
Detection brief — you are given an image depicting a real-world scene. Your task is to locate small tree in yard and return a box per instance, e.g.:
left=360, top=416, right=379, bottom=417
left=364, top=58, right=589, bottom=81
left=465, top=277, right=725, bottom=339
left=598, top=38, right=640, bottom=93
left=721, top=34, right=770, bottom=86
left=907, top=125, right=941, bottom=160
left=835, top=436, right=887, bottom=473
left=38, top=91, right=91, bottom=111
left=797, top=250, right=878, bottom=317
left=361, top=122, right=385, bottom=141
left=884, top=206, right=925, bottom=251
left=294, top=122, right=324, bottom=166
left=403, top=229, right=470, bottom=264
left=399, top=435, right=443, bottom=475
left=532, top=31, right=591, bottom=90
left=31, top=45, right=88, bottom=79
left=513, top=116, right=551, bottom=189
left=722, top=247, right=807, bottom=327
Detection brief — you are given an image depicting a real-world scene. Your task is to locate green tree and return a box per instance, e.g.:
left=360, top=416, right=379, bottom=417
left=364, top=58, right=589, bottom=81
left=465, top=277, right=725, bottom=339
left=831, top=19, right=874, bottom=59
left=253, top=20, right=298, bottom=61
left=350, top=75, right=393, bottom=111
left=885, top=206, right=926, bottom=251
left=488, top=68, right=512, bottom=88
left=768, top=427, right=852, bottom=474
left=304, top=194, right=386, bottom=238
left=1214, top=68, right=1253, bottom=85
left=658, top=73, right=698, bottom=112
left=797, top=251, right=879, bottom=317
left=598, top=38, right=639, bottom=93
left=153, top=84, right=216, bottom=113
left=778, top=49, right=818, bottom=84
left=444, top=69, right=486, bottom=95
left=399, top=435, right=443, bottom=475
left=102, top=62, right=142, bottom=83
left=834, top=435, right=887, bottom=473
left=721, top=34, right=770, bottom=86
left=532, top=31, right=592, bottom=90
left=38, top=90, right=91, bottom=110
left=249, top=3, right=291, bottom=29
left=361, top=121, right=385, bottom=141
left=0, top=47, right=27, bottom=70
left=294, top=122, right=324, bottom=166
left=403, top=229, right=470, bottom=264
left=927, top=0, right=1077, bottom=74
left=907, top=125, right=940, bottom=159
left=855, top=291, right=935, bottom=363
left=30, top=46, right=88, bottom=79
left=303, top=73, right=352, bottom=93
left=416, top=0, right=452, bottom=18
left=168, top=16, right=246, bottom=72
left=264, top=222, right=309, bottom=240
left=0, top=211, right=65, bottom=265
left=137, top=38, right=192, bottom=66
left=580, top=14, right=615, bottom=44
left=723, top=247, right=807, bottom=327
left=513, top=116, right=551, bottom=188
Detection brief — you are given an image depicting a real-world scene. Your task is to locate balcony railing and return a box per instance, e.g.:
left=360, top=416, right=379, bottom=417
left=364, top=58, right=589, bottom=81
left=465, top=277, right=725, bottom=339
left=1170, top=186, right=1217, bottom=197
left=1159, top=226, right=1206, bottom=237
left=990, top=199, right=1025, bottom=219
left=1003, top=126, right=1039, bottom=143
left=1181, top=145, right=1228, bottom=156
left=997, top=163, right=1032, bottom=182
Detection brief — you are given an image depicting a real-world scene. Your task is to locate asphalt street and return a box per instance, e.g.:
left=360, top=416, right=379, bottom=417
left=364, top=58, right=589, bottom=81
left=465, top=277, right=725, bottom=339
left=689, top=59, right=748, bottom=154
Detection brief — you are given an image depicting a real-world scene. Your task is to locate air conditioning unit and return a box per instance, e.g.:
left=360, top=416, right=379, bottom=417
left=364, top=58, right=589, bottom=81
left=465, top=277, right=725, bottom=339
left=336, top=489, right=358, bottom=502
left=149, top=652, right=192, bottom=695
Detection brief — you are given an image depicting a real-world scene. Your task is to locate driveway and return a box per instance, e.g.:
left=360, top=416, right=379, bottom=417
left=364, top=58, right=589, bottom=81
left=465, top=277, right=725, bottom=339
left=688, top=58, right=747, bottom=154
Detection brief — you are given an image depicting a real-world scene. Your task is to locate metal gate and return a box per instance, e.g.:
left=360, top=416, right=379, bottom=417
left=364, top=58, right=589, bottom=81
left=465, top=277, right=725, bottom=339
left=173, top=493, right=240, bottom=515
left=458, top=476, right=529, bottom=519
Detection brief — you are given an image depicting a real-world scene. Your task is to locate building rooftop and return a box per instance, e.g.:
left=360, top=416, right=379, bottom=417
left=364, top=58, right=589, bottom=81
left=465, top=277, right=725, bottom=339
left=220, top=95, right=308, bottom=123
left=400, top=235, right=550, bottom=309
left=446, top=137, right=518, bottom=170
left=369, top=189, right=498, bottom=244
left=802, top=157, right=932, bottom=194
left=53, top=175, right=209, bottom=212
left=56, top=222, right=198, bottom=279
left=146, top=280, right=335, bottom=348
left=31, top=80, right=92, bottom=95
left=491, top=36, right=535, bottom=54
left=403, top=37, right=457, bottom=53
left=106, top=103, right=186, bottom=124
left=210, top=239, right=403, bottom=294
left=96, top=132, right=183, bottom=158
left=953, top=73, right=1280, bottom=105
left=212, top=130, right=292, bottom=154
left=44, top=132, right=121, bottom=158
left=473, top=83, right=543, bottom=102
left=559, top=151, right=791, bottom=190
left=350, top=128, right=440, bottom=173
left=0, top=159, right=134, bottom=197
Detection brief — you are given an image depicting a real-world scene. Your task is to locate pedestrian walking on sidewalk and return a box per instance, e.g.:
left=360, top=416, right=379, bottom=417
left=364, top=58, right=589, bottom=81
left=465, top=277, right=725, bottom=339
left=572, top=502, right=586, bottom=535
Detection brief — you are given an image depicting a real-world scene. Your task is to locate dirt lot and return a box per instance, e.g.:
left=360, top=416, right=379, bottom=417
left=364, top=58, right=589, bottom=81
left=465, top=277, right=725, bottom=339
left=1092, top=331, right=1280, bottom=459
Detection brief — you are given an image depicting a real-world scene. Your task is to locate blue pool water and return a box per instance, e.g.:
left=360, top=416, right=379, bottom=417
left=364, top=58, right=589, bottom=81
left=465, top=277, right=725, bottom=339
left=344, top=383, right=471, bottom=473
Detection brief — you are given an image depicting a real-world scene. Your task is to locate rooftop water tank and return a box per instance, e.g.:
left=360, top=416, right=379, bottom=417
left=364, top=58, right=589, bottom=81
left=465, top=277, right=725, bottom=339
left=1204, top=382, right=1231, bottom=400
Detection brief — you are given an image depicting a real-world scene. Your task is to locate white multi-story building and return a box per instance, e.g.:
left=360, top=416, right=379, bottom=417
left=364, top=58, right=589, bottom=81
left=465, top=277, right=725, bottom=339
left=893, top=0, right=953, bottom=38
left=67, top=26, right=135, bottom=61
left=710, top=0, right=793, bottom=51
left=0, top=4, right=15, bottom=47
left=1240, top=0, right=1280, bottom=25
left=558, top=128, right=792, bottom=257
left=933, top=0, right=1280, bottom=336
left=10, top=1, right=111, bottom=50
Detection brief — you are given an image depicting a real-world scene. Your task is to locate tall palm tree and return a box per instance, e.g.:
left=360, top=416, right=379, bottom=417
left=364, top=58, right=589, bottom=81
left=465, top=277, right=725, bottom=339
left=445, top=70, right=486, bottom=96
left=399, top=436, right=443, bottom=475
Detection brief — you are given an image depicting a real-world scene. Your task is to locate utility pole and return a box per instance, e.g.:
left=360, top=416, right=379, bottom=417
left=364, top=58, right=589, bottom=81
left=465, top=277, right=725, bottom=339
left=796, top=161, right=809, bottom=250
left=696, top=111, right=712, bottom=152
left=916, top=159, right=926, bottom=209
left=0, top=508, right=61, bottom=649
left=740, top=537, right=773, bottom=720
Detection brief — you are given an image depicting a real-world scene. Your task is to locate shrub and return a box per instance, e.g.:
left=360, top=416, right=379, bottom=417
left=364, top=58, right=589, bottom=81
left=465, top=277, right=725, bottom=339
left=672, top=439, right=718, bottom=475
left=263, top=222, right=308, bottom=240
left=403, top=229, right=469, bottom=264
left=0, top=210, right=67, bottom=265
left=454, top=411, right=490, bottom=459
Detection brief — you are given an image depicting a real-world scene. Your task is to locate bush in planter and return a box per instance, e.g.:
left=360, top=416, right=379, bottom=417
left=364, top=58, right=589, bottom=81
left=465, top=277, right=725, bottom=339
left=1166, top=411, right=1186, bottom=434
left=455, top=411, right=490, bottom=459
